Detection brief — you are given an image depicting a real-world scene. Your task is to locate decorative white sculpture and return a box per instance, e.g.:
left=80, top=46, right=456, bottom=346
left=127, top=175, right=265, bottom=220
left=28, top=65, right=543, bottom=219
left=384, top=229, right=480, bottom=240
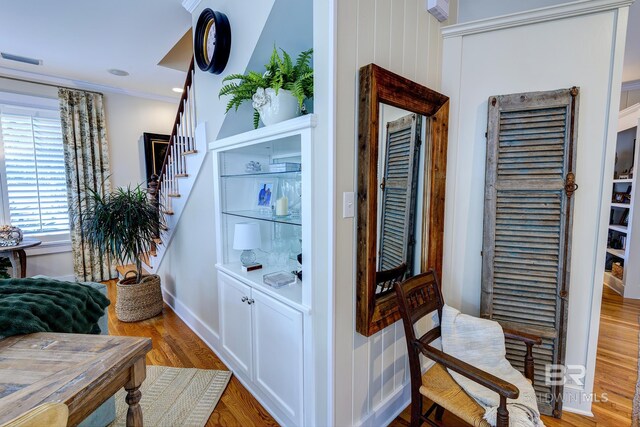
left=0, top=225, right=23, bottom=247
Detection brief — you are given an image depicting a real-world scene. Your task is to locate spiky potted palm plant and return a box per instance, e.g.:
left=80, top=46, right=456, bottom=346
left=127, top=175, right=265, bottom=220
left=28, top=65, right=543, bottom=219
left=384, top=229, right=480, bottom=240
left=219, top=46, right=313, bottom=128
left=82, top=185, right=164, bottom=322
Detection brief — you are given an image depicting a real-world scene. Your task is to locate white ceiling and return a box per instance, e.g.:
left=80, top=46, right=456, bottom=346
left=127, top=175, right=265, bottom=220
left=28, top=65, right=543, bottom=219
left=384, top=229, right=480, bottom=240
left=0, top=0, right=192, bottom=101
left=623, top=0, right=640, bottom=84
left=0, top=1, right=638, bottom=99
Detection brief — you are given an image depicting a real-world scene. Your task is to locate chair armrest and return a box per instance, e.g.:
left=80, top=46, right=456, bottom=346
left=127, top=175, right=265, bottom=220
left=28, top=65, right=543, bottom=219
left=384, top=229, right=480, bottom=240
left=503, top=328, right=542, bottom=346
left=416, top=342, right=520, bottom=399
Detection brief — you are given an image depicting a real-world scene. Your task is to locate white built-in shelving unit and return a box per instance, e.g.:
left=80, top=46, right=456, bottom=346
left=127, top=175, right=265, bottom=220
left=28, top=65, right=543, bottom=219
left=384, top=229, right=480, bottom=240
left=604, top=104, right=640, bottom=297
left=209, top=115, right=316, bottom=426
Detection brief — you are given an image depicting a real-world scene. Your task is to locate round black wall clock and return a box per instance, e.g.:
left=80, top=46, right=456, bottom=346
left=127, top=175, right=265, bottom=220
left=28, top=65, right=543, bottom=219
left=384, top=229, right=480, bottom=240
left=194, top=9, right=231, bottom=74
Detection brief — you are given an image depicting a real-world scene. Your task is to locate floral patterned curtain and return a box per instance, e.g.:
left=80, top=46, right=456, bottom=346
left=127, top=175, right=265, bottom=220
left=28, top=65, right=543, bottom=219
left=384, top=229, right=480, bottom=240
left=58, top=88, right=117, bottom=282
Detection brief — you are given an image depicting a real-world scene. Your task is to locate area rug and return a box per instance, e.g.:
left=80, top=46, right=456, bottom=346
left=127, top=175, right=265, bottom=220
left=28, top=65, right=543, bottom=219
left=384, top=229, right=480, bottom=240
left=110, top=365, right=232, bottom=427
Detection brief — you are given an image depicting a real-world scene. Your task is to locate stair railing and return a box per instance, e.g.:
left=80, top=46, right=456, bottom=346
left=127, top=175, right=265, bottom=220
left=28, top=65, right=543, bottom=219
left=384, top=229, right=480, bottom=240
left=148, top=57, right=196, bottom=248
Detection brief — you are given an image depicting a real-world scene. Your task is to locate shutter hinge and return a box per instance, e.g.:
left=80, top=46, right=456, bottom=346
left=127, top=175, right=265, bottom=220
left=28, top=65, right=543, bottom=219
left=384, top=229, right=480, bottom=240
left=485, top=132, right=488, bottom=139
left=560, top=290, right=569, bottom=299
left=480, top=250, right=483, bottom=257
left=380, top=178, right=386, bottom=191
left=565, top=172, right=578, bottom=198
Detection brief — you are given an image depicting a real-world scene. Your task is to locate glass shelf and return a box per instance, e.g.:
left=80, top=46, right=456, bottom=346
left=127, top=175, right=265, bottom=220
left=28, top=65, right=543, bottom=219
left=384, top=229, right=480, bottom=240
left=222, top=209, right=302, bottom=226
left=221, top=171, right=302, bottom=179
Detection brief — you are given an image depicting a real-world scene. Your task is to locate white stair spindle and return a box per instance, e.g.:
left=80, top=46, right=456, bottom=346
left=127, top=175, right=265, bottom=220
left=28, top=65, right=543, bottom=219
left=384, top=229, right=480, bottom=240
left=189, top=82, right=196, bottom=151
left=176, top=125, right=182, bottom=175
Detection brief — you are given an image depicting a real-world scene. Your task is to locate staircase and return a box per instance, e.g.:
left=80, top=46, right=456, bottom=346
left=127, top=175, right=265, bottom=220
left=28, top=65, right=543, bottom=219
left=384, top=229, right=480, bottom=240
left=144, top=58, right=207, bottom=273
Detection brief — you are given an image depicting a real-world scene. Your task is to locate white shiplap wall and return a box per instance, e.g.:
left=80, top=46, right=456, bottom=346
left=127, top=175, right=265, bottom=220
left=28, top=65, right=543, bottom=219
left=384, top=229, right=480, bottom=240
left=333, top=1, right=457, bottom=425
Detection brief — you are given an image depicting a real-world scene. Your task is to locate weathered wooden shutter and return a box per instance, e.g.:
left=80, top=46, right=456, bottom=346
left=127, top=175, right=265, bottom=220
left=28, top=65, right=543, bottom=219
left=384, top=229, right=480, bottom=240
left=378, top=114, right=421, bottom=277
left=482, top=88, right=579, bottom=417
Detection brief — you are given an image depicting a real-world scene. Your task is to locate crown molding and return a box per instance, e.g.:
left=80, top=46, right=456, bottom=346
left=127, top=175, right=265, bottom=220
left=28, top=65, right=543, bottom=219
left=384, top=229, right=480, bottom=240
left=622, top=79, right=640, bottom=92
left=182, top=0, right=201, bottom=14
left=443, top=0, right=634, bottom=38
left=0, top=66, right=179, bottom=104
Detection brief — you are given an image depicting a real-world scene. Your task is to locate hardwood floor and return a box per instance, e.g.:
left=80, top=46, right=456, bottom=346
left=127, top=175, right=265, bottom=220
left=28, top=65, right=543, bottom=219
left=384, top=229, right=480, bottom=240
left=104, top=279, right=278, bottom=427
left=106, top=277, right=638, bottom=427
left=390, top=286, right=640, bottom=426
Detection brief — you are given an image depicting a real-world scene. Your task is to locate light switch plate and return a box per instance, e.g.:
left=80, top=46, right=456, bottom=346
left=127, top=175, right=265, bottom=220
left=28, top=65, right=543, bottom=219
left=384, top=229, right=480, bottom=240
left=343, top=192, right=355, bottom=218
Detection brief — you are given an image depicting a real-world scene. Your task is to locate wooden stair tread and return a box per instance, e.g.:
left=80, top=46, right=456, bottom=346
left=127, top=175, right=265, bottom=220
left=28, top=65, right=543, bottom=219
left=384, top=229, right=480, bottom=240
left=162, top=210, right=174, bottom=215
left=168, top=193, right=181, bottom=198
left=182, top=150, right=198, bottom=155
left=176, top=173, right=189, bottom=178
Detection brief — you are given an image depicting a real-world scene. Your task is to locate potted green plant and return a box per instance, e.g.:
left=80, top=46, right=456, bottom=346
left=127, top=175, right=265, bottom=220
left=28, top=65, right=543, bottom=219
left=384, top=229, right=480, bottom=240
left=219, top=46, right=313, bottom=128
left=82, top=185, right=164, bottom=322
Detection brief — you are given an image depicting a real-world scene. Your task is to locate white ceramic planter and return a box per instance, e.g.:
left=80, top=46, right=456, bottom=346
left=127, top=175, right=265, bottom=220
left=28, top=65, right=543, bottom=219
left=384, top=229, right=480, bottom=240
left=252, top=88, right=300, bottom=126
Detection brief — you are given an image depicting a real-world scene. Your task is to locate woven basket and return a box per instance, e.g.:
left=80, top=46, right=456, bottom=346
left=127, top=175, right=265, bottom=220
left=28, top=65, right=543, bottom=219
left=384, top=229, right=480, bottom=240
left=612, top=262, right=624, bottom=280
left=116, top=274, right=163, bottom=322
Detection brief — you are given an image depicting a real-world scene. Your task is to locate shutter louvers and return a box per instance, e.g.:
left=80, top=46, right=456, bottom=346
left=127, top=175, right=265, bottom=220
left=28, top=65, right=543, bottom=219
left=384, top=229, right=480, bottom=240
left=483, top=88, right=579, bottom=417
left=1, top=113, right=69, bottom=234
left=378, top=114, right=421, bottom=280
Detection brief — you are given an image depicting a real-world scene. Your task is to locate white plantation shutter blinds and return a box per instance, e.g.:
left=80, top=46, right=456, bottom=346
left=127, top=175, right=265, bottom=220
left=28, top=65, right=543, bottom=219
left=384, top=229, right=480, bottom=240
left=0, top=108, right=69, bottom=234
left=482, top=88, right=579, bottom=418
left=378, top=114, right=421, bottom=276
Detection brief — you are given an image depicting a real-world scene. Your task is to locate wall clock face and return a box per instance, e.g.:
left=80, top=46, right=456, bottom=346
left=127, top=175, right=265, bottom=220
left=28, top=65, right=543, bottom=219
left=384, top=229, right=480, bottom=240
left=195, top=9, right=231, bottom=75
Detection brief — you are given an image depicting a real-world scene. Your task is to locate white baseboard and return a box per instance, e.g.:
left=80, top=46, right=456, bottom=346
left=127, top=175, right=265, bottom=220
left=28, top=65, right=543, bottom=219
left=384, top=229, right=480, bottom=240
left=360, top=385, right=411, bottom=427
left=161, top=287, right=220, bottom=345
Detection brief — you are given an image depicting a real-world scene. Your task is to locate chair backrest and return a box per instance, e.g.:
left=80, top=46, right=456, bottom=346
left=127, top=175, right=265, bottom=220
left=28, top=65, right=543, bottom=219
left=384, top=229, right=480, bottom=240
left=394, top=269, right=444, bottom=390
left=375, top=262, right=407, bottom=296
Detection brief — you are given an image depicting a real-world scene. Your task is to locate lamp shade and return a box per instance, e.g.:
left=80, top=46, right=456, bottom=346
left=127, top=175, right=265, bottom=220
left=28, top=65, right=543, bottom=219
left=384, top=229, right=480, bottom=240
left=233, top=222, right=261, bottom=250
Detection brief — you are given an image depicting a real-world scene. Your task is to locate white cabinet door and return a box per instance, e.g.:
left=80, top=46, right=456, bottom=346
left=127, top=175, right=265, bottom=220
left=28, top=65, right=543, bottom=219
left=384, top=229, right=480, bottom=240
left=252, top=289, right=303, bottom=425
left=219, top=272, right=253, bottom=378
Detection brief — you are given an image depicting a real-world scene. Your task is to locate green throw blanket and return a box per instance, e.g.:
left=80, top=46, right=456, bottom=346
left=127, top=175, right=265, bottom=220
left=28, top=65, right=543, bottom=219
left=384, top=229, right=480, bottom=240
left=0, top=277, right=110, bottom=338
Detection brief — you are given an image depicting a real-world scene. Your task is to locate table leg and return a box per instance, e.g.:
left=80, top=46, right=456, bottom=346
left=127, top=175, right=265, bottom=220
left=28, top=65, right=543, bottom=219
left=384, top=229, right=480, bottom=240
left=8, top=250, right=21, bottom=278
left=124, top=357, right=146, bottom=427
left=16, top=250, right=26, bottom=278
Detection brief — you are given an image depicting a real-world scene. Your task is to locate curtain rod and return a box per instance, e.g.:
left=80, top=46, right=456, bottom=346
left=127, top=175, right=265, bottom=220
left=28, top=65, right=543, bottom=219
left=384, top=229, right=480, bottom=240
left=0, top=74, right=104, bottom=96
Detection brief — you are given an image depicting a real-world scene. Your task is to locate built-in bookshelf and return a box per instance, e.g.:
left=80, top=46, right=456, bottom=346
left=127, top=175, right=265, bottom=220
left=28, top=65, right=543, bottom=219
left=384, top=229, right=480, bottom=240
left=604, top=103, right=640, bottom=296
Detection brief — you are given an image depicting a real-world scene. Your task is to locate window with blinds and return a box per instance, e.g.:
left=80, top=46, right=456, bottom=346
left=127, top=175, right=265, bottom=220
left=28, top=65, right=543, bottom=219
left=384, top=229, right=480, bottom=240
left=0, top=102, right=69, bottom=235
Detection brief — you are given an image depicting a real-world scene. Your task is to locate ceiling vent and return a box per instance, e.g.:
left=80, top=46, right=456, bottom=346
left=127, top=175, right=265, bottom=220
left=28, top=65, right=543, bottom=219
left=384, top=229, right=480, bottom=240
left=0, top=52, right=42, bottom=66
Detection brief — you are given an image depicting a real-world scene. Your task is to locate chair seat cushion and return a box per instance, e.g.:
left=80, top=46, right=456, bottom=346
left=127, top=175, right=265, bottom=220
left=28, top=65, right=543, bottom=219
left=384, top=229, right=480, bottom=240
left=419, top=363, right=490, bottom=427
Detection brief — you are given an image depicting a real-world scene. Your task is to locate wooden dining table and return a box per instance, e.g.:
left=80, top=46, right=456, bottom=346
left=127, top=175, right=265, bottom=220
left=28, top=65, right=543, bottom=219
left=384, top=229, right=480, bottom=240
left=0, top=333, right=152, bottom=427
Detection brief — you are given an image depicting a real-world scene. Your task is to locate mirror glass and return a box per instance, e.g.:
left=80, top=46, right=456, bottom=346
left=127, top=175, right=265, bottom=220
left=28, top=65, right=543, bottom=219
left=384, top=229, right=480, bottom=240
left=356, top=63, right=448, bottom=336
left=374, top=104, right=428, bottom=296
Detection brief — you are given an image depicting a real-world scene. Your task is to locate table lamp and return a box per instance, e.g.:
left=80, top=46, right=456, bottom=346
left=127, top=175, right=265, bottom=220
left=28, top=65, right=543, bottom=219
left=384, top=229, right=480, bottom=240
left=233, top=222, right=261, bottom=266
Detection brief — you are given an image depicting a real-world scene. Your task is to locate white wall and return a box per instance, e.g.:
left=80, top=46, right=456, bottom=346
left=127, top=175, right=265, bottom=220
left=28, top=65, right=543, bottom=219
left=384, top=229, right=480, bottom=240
left=442, top=1, right=630, bottom=415
left=103, top=93, right=176, bottom=189
left=333, top=1, right=457, bottom=425
left=458, top=0, right=574, bottom=22
left=0, top=76, right=177, bottom=279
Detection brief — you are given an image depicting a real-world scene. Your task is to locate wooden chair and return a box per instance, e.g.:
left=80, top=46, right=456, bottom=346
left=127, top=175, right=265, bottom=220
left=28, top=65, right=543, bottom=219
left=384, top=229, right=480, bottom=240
left=394, top=270, right=542, bottom=427
left=375, top=262, right=407, bottom=296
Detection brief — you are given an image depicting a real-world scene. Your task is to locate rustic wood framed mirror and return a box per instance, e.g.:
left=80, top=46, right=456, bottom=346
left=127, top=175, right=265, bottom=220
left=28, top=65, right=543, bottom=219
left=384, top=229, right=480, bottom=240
left=356, top=64, right=449, bottom=336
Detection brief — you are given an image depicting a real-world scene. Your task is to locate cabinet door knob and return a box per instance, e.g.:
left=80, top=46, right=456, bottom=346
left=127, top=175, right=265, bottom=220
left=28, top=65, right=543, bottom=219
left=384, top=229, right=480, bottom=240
left=241, top=296, right=248, bottom=302
left=247, top=298, right=255, bottom=305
